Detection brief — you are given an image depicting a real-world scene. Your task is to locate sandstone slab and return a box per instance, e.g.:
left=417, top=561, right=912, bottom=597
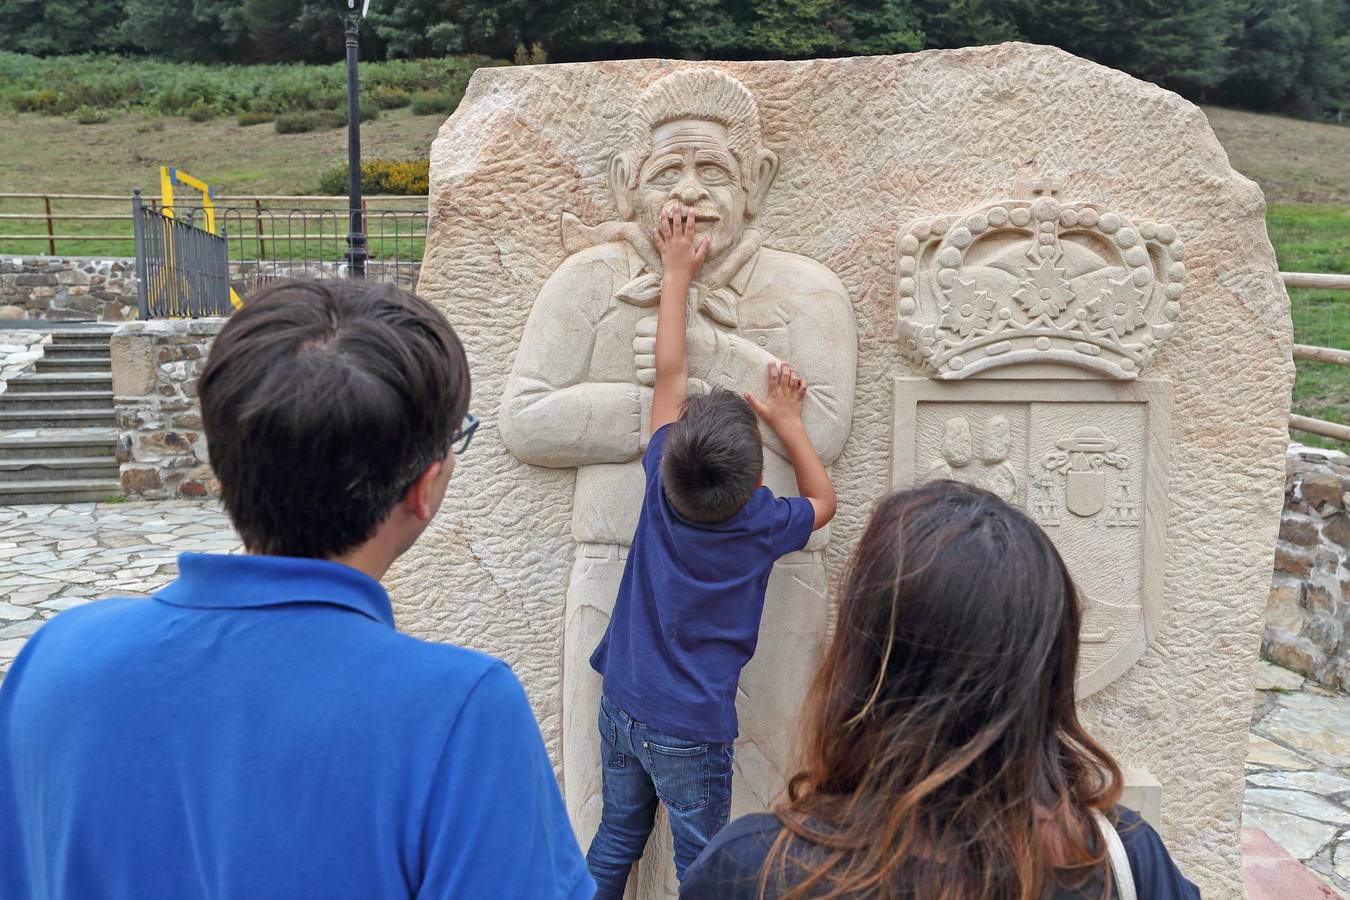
left=396, top=44, right=1293, bottom=898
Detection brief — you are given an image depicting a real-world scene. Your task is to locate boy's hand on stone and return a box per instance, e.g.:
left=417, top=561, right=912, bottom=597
left=744, top=362, right=807, bottom=432
left=652, top=204, right=709, bottom=284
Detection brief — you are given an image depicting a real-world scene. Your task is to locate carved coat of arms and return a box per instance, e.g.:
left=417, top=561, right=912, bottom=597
left=891, top=182, right=1178, bottom=696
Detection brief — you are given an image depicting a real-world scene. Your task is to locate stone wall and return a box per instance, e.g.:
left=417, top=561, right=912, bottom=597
left=110, top=320, right=224, bottom=500
left=0, top=257, right=138, bottom=322
left=1265, top=445, right=1350, bottom=691
left=0, top=256, right=422, bottom=322
left=0, top=330, right=49, bottom=393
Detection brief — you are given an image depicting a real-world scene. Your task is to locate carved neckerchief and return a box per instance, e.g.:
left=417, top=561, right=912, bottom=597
left=558, top=212, right=760, bottom=329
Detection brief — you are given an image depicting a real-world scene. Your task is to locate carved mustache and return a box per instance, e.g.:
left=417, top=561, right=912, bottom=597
left=655, top=203, right=722, bottom=223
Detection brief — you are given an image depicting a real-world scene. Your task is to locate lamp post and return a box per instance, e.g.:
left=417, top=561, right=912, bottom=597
left=336, top=0, right=371, bottom=278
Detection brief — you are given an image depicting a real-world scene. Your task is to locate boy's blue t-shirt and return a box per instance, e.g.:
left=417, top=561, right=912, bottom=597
left=0, top=553, right=593, bottom=900
left=590, top=423, right=816, bottom=743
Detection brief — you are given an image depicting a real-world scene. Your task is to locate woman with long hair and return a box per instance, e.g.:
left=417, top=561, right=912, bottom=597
left=682, top=481, right=1198, bottom=899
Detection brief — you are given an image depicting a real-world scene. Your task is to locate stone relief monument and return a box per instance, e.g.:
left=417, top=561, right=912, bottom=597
left=394, top=44, right=1294, bottom=898
left=496, top=68, right=857, bottom=892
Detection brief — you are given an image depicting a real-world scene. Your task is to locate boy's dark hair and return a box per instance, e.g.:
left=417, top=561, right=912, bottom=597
left=661, top=387, right=763, bottom=524
left=199, top=279, right=469, bottom=559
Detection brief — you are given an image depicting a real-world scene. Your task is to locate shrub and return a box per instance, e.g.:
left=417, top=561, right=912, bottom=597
left=371, top=85, right=411, bottom=109
left=186, top=101, right=213, bottom=122
left=135, top=118, right=166, bottom=133
left=274, top=111, right=319, bottom=133
left=318, top=159, right=430, bottom=196
left=0, top=51, right=497, bottom=122
left=11, top=89, right=70, bottom=114
left=410, top=87, right=463, bottom=117
left=75, top=105, right=110, bottom=125
left=237, top=110, right=274, bottom=126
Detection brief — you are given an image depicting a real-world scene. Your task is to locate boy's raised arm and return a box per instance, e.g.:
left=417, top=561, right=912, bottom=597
left=744, top=362, right=837, bottom=530
left=648, top=205, right=709, bottom=434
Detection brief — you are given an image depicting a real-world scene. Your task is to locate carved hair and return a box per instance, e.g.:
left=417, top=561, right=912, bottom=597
left=619, top=68, right=763, bottom=186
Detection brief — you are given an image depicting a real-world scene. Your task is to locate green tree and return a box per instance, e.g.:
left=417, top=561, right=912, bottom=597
left=1221, top=0, right=1349, bottom=117
left=1009, top=0, right=1235, bottom=94
left=909, top=0, right=1021, bottom=49
left=118, top=0, right=250, bottom=62
left=0, top=0, right=127, bottom=55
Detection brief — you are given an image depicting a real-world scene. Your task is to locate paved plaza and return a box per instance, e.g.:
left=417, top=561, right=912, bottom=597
left=0, top=500, right=1347, bottom=891
left=0, top=500, right=242, bottom=668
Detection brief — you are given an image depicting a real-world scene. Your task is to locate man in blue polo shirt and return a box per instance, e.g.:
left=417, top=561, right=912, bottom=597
left=0, top=279, right=593, bottom=899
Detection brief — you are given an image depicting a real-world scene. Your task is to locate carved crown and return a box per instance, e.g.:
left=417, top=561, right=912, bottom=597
left=897, top=184, right=1184, bottom=380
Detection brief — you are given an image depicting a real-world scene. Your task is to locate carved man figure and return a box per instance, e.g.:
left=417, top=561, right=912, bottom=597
left=499, top=68, right=856, bottom=872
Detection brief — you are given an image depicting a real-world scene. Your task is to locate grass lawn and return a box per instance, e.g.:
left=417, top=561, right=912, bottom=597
left=1268, top=204, right=1349, bottom=451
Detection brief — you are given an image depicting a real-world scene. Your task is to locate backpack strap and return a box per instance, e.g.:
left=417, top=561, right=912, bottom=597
left=1091, top=809, right=1137, bottom=900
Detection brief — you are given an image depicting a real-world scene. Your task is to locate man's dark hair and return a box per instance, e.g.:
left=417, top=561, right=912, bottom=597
left=199, top=279, right=469, bottom=558
left=661, top=387, right=763, bottom=524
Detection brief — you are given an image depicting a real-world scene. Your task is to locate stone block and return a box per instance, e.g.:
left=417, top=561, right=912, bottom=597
left=1302, top=583, right=1334, bottom=614
left=0, top=305, right=23, bottom=319
left=13, top=273, right=55, bottom=287
left=1266, top=638, right=1322, bottom=675
left=1323, top=513, right=1349, bottom=548
left=137, top=431, right=196, bottom=456
left=1301, top=473, right=1347, bottom=511
left=120, top=466, right=162, bottom=495
left=110, top=332, right=157, bottom=396
left=1274, top=547, right=1313, bottom=579
left=1279, top=517, right=1320, bottom=548
left=1300, top=616, right=1342, bottom=655
left=55, top=268, right=89, bottom=286
left=1266, top=584, right=1305, bottom=633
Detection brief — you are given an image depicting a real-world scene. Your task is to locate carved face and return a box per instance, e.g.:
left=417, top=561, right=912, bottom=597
left=635, top=119, right=747, bottom=261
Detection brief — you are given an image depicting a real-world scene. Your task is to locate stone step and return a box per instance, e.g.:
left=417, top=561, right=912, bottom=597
left=0, top=478, right=122, bottom=505
left=0, top=409, right=117, bottom=428
left=3, top=373, right=113, bottom=394
left=48, top=328, right=114, bottom=342
left=42, top=343, right=111, bottom=358
left=0, top=391, right=113, bottom=411
left=0, top=457, right=119, bottom=482
left=0, top=434, right=116, bottom=460
left=34, top=357, right=112, bottom=373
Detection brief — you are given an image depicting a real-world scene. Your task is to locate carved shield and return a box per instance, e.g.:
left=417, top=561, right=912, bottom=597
left=892, top=379, right=1170, bottom=697
left=1065, top=470, right=1105, bottom=517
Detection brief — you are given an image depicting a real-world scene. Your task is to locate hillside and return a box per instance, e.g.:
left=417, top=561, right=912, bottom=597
left=1204, top=107, right=1350, bottom=205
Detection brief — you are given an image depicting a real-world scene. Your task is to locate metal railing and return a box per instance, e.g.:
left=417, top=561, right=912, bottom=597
left=0, top=192, right=427, bottom=257
left=128, top=192, right=426, bottom=317
left=133, top=193, right=233, bottom=318
left=1283, top=271, right=1349, bottom=444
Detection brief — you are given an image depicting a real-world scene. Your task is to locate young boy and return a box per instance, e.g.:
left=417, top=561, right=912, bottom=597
left=585, top=206, right=837, bottom=895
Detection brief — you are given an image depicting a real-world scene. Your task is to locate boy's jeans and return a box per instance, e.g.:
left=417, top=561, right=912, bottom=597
left=585, top=695, right=734, bottom=898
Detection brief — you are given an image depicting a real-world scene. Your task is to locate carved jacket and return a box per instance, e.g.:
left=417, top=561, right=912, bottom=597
left=499, top=235, right=856, bottom=548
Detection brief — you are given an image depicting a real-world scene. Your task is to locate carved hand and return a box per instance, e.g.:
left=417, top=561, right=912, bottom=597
left=634, top=316, right=658, bottom=387
left=634, top=309, right=722, bottom=387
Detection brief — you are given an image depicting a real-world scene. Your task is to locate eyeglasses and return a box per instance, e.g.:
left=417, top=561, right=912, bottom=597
left=451, top=412, right=480, bottom=456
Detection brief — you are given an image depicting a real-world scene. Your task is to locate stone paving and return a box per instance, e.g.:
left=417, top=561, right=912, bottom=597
left=0, top=500, right=242, bottom=672
left=1246, top=661, right=1350, bottom=893
left=1, top=500, right=1349, bottom=891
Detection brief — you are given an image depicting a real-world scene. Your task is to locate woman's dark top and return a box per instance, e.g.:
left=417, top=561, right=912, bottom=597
left=681, top=806, right=1201, bottom=899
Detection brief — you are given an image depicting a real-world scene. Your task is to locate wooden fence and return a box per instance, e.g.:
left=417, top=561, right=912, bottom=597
left=1285, top=271, right=1350, bottom=443
left=0, top=192, right=425, bottom=255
